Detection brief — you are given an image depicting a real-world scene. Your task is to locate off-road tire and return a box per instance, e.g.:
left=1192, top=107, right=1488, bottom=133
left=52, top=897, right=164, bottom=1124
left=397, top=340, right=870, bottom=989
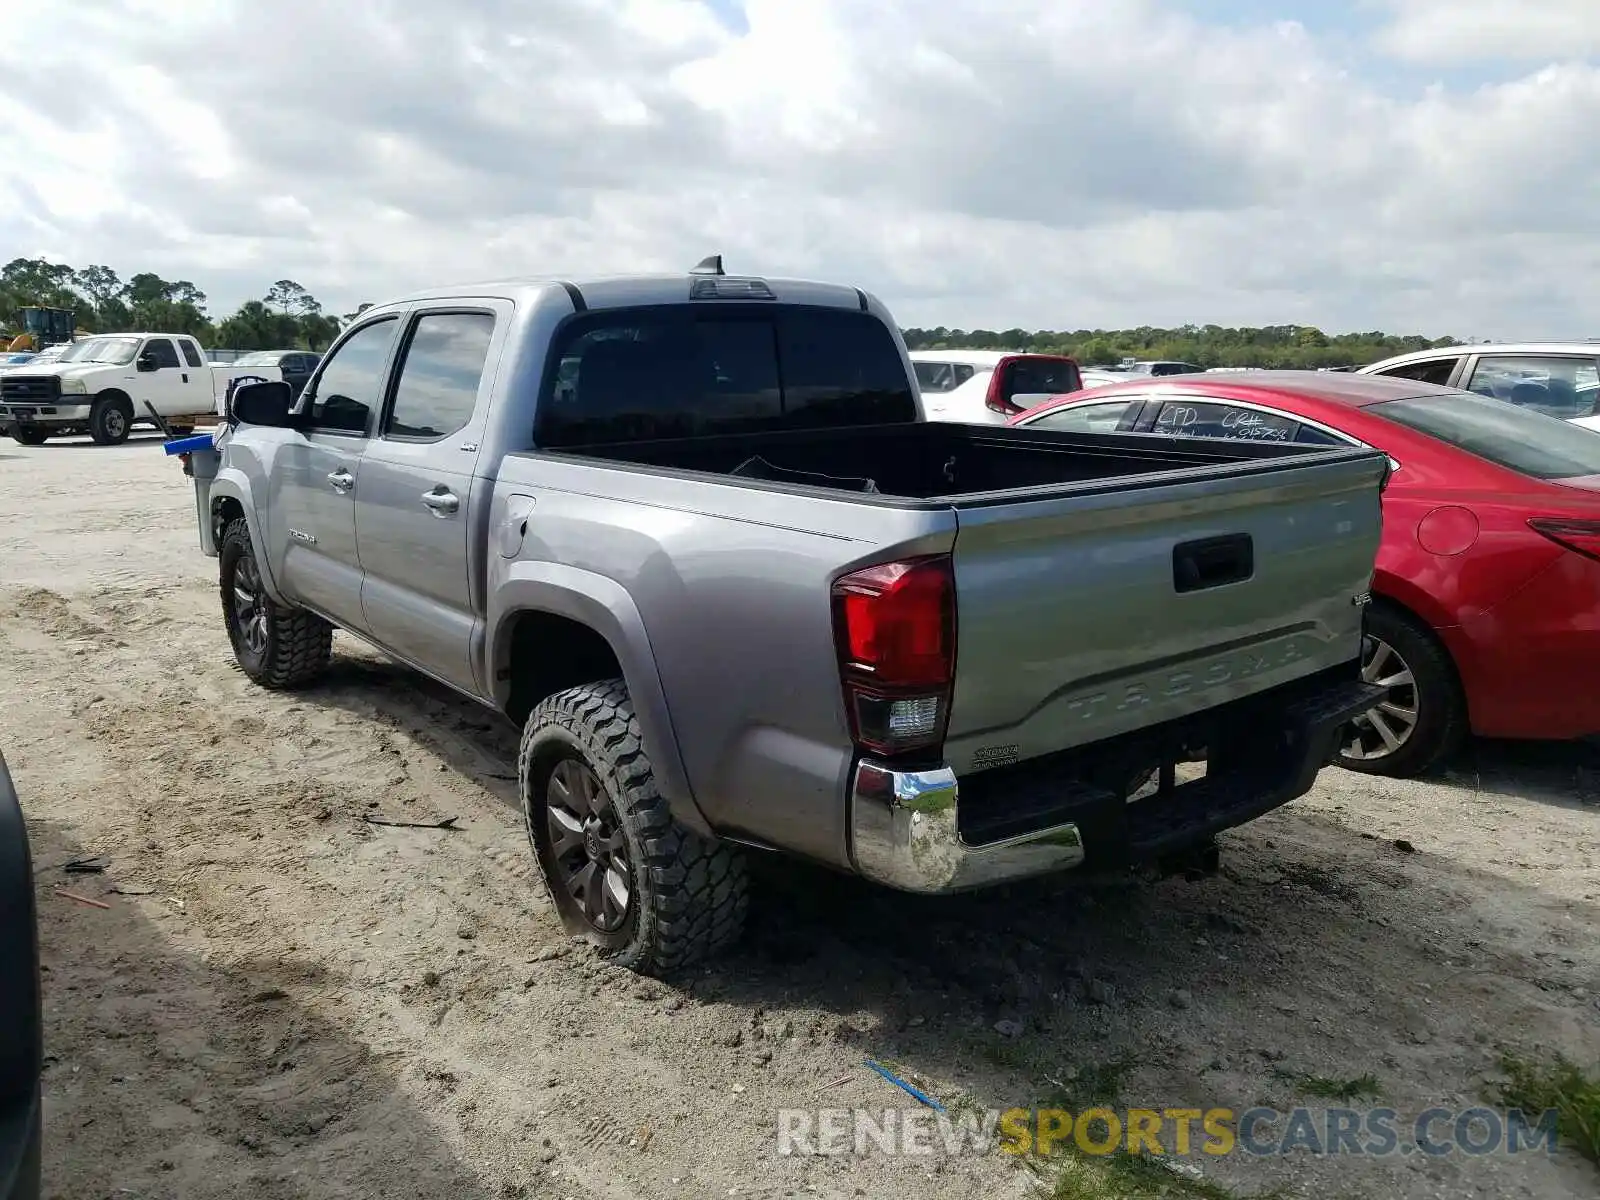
left=219, top=518, right=333, bottom=689
left=520, top=679, right=748, bottom=976
left=1336, top=603, right=1466, bottom=778
left=88, top=393, right=133, bottom=445
left=10, top=425, right=48, bottom=445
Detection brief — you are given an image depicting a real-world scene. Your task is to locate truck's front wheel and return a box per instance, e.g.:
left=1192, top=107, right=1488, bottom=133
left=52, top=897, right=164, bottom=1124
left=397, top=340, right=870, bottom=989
left=9, top=425, right=48, bottom=446
left=519, top=679, right=747, bottom=976
left=219, top=518, right=333, bottom=689
left=88, top=393, right=133, bottom=445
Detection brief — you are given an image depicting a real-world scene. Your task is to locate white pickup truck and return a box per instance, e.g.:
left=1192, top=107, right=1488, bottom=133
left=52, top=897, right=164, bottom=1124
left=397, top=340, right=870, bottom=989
left=0, top=333, right=281, bottom=446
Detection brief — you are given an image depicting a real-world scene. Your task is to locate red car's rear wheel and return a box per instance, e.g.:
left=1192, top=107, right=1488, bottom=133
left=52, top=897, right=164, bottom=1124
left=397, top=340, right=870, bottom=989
left=1337, top=604, right=1466, bottom=778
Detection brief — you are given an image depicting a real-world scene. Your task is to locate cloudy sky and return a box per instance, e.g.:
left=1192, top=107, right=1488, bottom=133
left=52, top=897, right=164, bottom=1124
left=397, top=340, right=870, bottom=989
left=1, top=0, right=1596, bottom=336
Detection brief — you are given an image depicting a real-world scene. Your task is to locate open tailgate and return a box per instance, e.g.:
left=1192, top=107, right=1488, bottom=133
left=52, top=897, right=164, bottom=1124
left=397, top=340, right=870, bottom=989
left=943, top=448, right=1387, bottom=774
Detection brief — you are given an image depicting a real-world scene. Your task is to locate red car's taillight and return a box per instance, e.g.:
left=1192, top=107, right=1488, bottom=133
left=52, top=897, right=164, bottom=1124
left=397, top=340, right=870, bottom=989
left=1528, top=517, right=1600, bottom=562
left=831, top=555, right=956, bottom=756
left=972, top=360, right=1024, bottom=419
left=983, top=369, right=1023, bottom=417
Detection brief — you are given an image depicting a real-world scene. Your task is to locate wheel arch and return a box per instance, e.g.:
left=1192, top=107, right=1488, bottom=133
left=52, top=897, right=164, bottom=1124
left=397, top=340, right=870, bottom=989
left=208, top=479, right=287, bottom=603
left=1371, top=568, right=1458, bottom=630
left=490, top=565, right=708, bottom=836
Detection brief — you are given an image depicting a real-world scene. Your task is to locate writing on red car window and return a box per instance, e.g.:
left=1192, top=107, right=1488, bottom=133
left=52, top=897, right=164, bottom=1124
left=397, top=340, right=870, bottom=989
left=1156, top=403, right=1294, bottom=442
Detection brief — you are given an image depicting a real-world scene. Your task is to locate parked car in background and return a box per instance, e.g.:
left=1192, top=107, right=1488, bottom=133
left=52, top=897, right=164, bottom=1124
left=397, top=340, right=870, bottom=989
left=229, top=350, right=321, bottom=398
left=1357, top=342, right=1600, bottom=421
left=1125, top=360, right=1205, bottom=377
left=909, top=349, right=1083, bottom=423
left=19, top=345, right=67, bottom=368
left=0, top=333, right=283, bottom=445
left=197, top=265, right=1386, bottom=973
left=0, top=751, right=42, bottom=1200
left=1012, top=373, right=1600, bottom=777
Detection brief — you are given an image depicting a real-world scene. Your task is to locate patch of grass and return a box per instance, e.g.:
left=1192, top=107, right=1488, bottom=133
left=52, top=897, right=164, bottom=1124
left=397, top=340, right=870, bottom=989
left=1029, top=1061, right=1263, bottom=1199
left=1496, top=1051, right=1600, bottom=1164
left=1279, top=1071, right=1382, bottom=1103
left=1042, top=1150, right=1263, bottom=1200
left=1042, top=1057, right=1137, bottom=1110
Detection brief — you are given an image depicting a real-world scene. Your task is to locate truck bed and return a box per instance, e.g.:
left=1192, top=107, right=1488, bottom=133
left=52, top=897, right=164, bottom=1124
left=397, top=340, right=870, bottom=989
left=548, top=420, right=1375, bottom=504
left=527, top=422, right=1388, bottom=777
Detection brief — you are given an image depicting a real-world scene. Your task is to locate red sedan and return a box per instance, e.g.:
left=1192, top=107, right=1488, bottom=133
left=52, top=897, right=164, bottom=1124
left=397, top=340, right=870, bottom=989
left=1010, top=372, right=1600, bottom=777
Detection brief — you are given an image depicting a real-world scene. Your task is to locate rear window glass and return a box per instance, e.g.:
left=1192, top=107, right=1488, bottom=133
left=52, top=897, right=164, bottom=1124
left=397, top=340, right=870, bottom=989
left=539, top=306, right=915, bottom=447
left=1371, top=392, right=1600, bottom=480
left=1008, top=358, right=1081, bottom=395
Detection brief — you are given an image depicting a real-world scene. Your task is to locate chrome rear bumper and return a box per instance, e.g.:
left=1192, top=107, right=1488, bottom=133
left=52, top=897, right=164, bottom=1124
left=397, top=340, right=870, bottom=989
left=849, top=760, right=1085, bottom=893
left=847, top=669, right=1384, bottom=895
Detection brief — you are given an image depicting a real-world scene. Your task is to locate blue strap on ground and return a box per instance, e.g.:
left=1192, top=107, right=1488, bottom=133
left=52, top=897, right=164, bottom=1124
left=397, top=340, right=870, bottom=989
left=863, top=1058, right=946, bottom=1112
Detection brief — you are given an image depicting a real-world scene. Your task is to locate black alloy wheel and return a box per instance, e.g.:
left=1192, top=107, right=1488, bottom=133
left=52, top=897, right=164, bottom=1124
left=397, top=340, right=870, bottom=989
left=230, top=551, right=269, bottom=660
left=545, top=756, right=632, bottom=933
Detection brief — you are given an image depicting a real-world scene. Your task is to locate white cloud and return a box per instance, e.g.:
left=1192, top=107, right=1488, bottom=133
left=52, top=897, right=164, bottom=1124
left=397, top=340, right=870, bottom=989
left=1373, top=0, right=1600, bottom=64
left=0, top=0, right=1596, bottom=336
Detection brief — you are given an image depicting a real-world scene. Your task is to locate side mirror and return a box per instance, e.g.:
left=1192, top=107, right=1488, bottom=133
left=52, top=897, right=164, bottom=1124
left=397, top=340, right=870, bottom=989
left=230, top=380, right=296, bottom=427
left=135, top=354, right=158, bottom=372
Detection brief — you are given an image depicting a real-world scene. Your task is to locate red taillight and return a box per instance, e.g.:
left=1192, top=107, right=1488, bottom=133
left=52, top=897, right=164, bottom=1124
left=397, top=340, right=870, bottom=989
left=831, top=555, right=956, bottom=756
left=1529, top=517, right=1600, bottom=562
left=984, top=360, right=1024, bottom=417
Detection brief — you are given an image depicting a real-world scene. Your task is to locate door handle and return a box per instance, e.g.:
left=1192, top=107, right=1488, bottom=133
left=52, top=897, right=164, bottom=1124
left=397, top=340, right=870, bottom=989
left=327, top=468, right=354, bottom=493
left=421, top=487, right=460, bottom=516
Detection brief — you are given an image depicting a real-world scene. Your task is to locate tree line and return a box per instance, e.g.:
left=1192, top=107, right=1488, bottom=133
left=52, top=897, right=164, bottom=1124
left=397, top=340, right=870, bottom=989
left=3, top=255, right=1461, bottom=366
left=0, top=257, right=374, bottom=353
left=901, top=325, right=1461, bottom=371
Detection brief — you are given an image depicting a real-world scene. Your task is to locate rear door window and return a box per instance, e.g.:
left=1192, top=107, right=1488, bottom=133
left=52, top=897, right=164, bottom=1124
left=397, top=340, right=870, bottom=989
left=1465, top=355, right=1600, bottom=419
left=1373, top=356, right=1461, bottom=387
left=179, top=339, right=203, bottom=368
left=539, top=305, right=914, bottom=447
left=382, top=311, right=496, bottom=440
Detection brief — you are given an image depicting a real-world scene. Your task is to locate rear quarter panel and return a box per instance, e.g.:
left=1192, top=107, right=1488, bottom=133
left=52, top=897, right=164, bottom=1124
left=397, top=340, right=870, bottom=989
left=487, top=454, right=955, bottom=869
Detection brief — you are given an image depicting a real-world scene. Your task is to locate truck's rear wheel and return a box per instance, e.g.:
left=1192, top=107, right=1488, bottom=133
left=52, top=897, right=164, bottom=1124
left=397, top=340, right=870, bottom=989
left=88, top=393, right=133, bottom=445
left=219, top=518, right=333, bottom=689
left=9, top=425, right=48, bottom=446
left=519, top=679, right=747, bottom=976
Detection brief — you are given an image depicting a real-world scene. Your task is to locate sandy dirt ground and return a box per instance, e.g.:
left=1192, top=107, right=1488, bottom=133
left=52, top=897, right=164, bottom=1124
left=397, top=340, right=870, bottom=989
left=1, top=434, right=1597, bottom=1200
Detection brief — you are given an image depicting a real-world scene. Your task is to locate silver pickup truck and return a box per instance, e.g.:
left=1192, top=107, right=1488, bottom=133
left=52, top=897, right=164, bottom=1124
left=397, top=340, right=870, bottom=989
left=195, top=263, right=1388, bottom=975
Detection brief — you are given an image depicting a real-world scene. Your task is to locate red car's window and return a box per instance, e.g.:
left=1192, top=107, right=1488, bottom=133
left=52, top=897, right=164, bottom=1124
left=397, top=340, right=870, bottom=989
left=1371, top=393, right=1600, bottom=480
left=1025, top=399, right=1140, bottom=433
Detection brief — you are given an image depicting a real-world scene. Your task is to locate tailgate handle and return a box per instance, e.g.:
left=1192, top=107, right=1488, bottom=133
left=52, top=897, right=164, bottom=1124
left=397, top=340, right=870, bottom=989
left=1173, top=533, right=1254, bottom=593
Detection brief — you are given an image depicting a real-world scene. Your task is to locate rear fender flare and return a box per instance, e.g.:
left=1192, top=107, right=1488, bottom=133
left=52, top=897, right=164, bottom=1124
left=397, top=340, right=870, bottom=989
left=490, top=563, right=709, bottom=836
